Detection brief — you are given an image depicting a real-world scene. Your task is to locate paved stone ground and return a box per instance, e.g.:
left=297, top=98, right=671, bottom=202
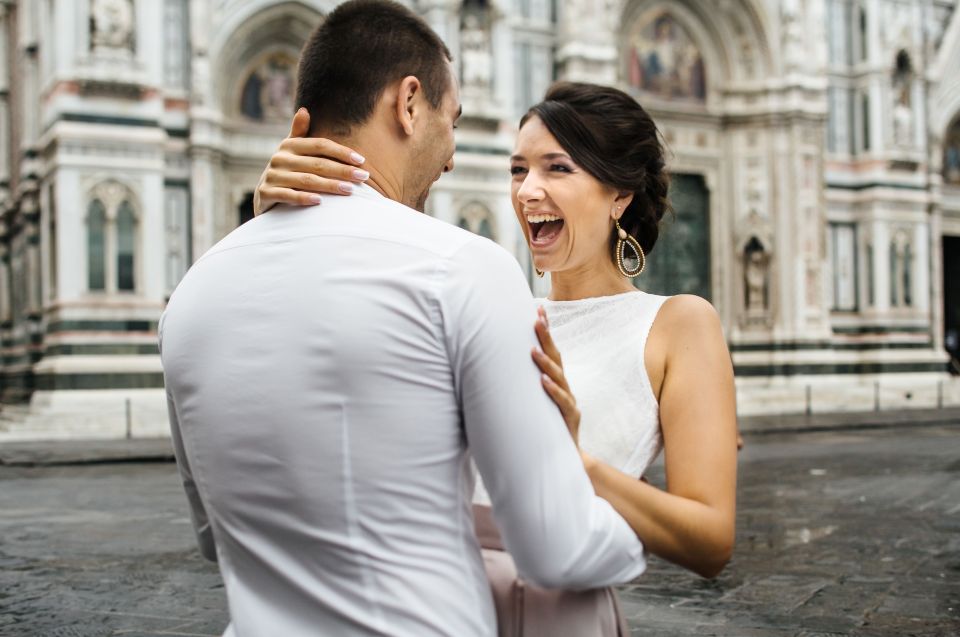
left=1, top=425, right=958, bottom=636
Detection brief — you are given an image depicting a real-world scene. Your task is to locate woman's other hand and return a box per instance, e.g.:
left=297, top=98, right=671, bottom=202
left=254, top=108, right=369, bottom=215
left=532, top=306, right=582, bottom=445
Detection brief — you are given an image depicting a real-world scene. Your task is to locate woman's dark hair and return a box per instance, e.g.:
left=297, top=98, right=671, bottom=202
left=519, top=82, right=671, bottom=255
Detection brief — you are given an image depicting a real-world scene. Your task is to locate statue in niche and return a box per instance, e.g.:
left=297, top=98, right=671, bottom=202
left=781, top=0, right=805, bottom=73
left=892, top=51, right=914, bottom=148
left=744, top=237, right=769, bottom=315
left=460, top=9, right=492, bottom=94
left=240, top=52, right=297, bottom=123
left=90, top=0, right=135, bottom=53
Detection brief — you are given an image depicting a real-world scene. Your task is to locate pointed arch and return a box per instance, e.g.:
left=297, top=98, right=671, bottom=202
left=85, top=181, right=141, bottom=294
left=211, top=2, right=327, bottom=116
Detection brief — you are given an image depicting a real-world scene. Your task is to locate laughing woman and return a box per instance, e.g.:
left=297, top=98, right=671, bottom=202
left=256, top=82, right=738, bottom=627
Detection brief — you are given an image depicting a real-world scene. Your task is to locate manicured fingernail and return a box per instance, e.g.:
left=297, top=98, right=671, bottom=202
left=542, top=373, right=552, bottom=384
left=308, top=194, right=322, bottom=204
left=352, top=169, right=369, bottom=181
left=338, top=182, right=354, bottom=194
left=351, top=152, right=365, bottom=164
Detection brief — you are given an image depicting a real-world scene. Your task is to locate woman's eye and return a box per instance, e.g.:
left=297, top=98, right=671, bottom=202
left=510, top=166, right=527, bottom=176
left=550, top=164, right=572, bottom=173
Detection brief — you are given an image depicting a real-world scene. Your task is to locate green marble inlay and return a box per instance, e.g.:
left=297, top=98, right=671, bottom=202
left=45, top=344, right=160, bottom=356
left=47, top=320, right=158, bottom=333
left=734, top=361, right=947, bottom=377
left=35, top=372, right=165, bottom=391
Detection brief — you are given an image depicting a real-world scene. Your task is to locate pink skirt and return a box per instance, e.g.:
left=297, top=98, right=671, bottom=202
left=473, top=505, right=630, bottom=637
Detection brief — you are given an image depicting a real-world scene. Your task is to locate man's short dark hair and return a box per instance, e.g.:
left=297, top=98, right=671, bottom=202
left=296, top=0, right=453, bottom=136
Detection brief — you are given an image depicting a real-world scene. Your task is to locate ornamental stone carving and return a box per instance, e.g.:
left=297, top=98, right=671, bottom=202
left=90, top=0, right=135, bottom=54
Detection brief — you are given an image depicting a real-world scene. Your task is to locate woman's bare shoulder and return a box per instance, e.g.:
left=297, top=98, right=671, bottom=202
left=656, top=294, right=722, bottom=335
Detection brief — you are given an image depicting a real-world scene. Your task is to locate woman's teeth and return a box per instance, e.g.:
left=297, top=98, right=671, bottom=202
left=527, top=213, right=562, bottom=223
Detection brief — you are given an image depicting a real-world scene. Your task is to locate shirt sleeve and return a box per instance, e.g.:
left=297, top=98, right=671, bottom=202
left=159, top=313, right=217, bottom=563
left=439, top=238, right=646, bottom=589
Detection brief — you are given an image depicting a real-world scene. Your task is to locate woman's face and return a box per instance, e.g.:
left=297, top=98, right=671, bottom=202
left=510, top=116, right=627, bottom=275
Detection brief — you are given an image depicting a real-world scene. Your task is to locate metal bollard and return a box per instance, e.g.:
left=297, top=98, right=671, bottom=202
left=805, top=384, right=812, bottom=416
left=125, top=398, right=132, bottom=439
left=874, top=381, right=880, bottom=411
left=938, top=380, right=944, bottom=410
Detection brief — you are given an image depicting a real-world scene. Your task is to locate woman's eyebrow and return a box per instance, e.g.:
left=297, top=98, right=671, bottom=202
left=510, top=152, right=571, bottom=162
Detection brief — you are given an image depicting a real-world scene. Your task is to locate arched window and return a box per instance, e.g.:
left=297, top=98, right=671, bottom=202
left=889, top=232, right=912, bottom=308
left=86, top=183, right=140, bottom=294
left=88, top=200, right=106, bottom=291
left=478, top=217, right=494, bottom=240
left=456, top=202, right=497, bottom=242
left=903, top=242, right=912, bottom=307
left=116, top=201, right=136, bottom=291
left=857, top=5, right=868, bottom=62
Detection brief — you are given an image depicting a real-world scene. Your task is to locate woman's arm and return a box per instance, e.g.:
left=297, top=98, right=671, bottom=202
left=533, top=295, right=738, bottom=578
left=254, top=108, right=369, bottom=215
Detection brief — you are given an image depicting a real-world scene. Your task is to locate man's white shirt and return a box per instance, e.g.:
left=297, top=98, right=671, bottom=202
left=159, top=184, right=646, bottom=637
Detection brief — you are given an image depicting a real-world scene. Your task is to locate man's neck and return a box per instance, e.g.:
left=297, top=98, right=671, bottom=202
left=315, top=128, right=408, bottom=207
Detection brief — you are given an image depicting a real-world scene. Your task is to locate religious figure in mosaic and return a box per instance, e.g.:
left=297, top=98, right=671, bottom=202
left=627, top=12, right=705, bottom=102
left=943, top=121, right=960, bottom=185
left=240, top=52, right=297, bottom=123
left=90, top=0, right=135, bottom=53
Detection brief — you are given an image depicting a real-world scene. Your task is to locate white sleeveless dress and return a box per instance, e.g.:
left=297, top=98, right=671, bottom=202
left=475, top=290, right=669, bottom=503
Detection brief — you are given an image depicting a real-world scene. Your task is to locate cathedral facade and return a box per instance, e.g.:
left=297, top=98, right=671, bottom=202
left=0, top=0, right=958, bottom=438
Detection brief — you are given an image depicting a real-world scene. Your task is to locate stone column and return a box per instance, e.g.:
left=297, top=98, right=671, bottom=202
left=554, top=0, right=618, bottom=83
left=872, top=220, right=890, bottom=312
left=912, top=221, right=929, bottom=313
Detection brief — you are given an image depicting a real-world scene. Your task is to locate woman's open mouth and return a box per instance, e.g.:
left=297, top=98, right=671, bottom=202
left=527, top=213, right=564, bottom=247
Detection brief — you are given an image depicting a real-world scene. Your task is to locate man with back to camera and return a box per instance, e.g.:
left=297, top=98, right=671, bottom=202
left=158, top=1, right=646, bottom=635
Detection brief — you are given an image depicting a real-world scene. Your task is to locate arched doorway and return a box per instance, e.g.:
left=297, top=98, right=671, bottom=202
left=637, top=173, right=711, bottom=300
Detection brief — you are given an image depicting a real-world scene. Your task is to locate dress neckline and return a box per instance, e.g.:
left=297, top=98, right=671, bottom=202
left=540, top=290, right=646, bottom=307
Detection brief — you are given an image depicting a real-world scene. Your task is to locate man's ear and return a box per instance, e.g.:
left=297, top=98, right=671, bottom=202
left=394, top=75, right=422, bottom=137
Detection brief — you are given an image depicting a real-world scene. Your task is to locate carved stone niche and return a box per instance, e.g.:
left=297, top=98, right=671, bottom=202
left=458, top=0, right=502, bottom=122
left=90, top=0, right=136, bottom=56
left=737, top=212, right=774, bottom=328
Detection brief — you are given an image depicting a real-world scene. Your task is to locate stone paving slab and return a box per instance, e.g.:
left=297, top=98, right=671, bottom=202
left=1, top=426, right=959, bottom=636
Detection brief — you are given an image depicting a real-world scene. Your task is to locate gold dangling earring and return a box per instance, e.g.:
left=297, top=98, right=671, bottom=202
left=614, top=218, right=646, bottom=278
left=535, top=268, right=544, bottom=278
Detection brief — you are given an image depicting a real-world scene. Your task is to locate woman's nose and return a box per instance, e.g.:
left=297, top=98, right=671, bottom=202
left=517, top=172, right=544, bottom=204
